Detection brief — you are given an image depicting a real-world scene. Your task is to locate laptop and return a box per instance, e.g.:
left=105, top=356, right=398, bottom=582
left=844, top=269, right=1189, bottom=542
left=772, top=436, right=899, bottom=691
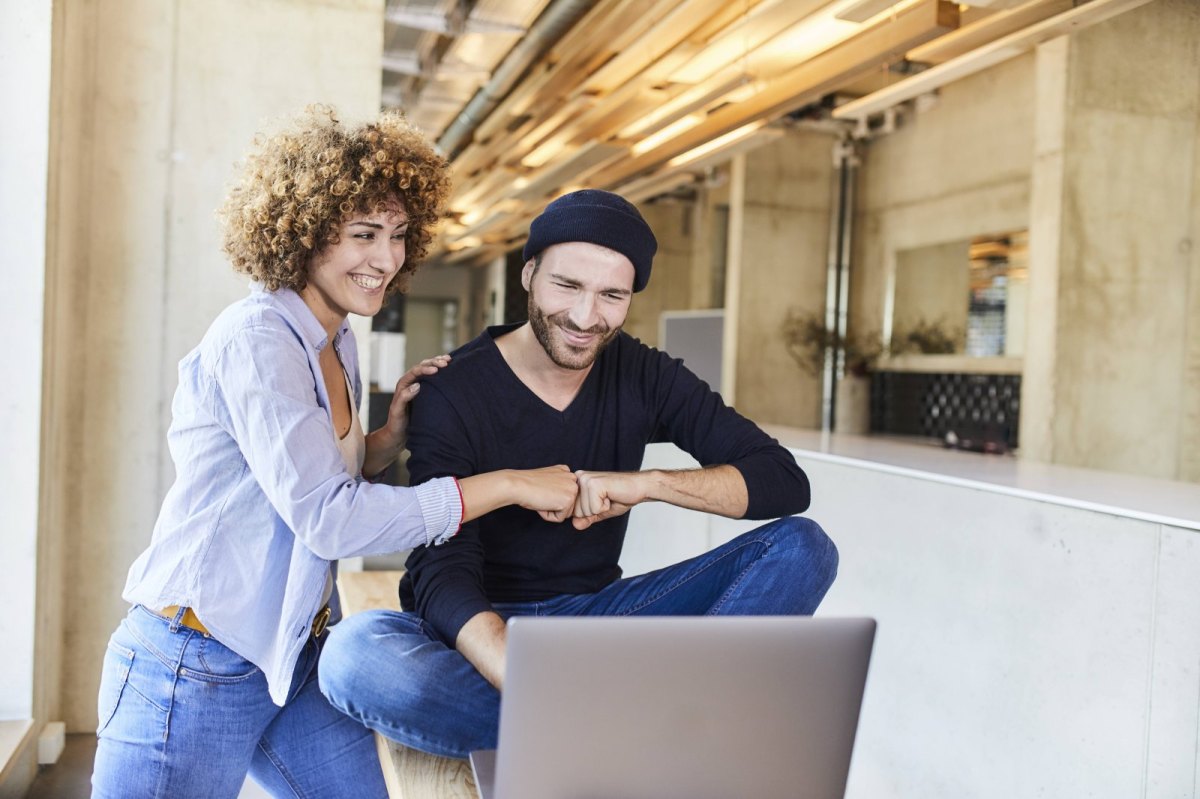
left=470, top=616, right=876, bottom=799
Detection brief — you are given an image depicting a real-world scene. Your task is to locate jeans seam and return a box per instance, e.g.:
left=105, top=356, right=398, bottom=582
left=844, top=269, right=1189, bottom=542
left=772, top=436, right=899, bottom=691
left=161, top=622, right=190, bottom=747
left=122, top=680, right=170, bottom=716
left=366, top=717, right=474, bottom=760
left=325, top=691, right=477, bottom=760
left=256, top=737, right=308, bottom=799
left=708, top=542, right=771, bottom=615
left=126, top=612, right=193, bottom=674
left=177, top=665, right=262, bottom=685
left=618, top=539, right=770, bottom=616
left=152, top=640, right=186, bottom=795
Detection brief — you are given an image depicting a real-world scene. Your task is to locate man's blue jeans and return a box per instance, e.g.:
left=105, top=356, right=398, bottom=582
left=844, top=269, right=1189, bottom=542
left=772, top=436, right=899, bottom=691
left=319, top=516, right=838, bottom=759
left=91, top=604, right=387, bottom=798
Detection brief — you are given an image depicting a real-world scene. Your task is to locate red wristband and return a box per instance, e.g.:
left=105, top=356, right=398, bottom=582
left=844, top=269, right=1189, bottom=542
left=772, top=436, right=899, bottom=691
left=451, top=477, right=465, bottom=536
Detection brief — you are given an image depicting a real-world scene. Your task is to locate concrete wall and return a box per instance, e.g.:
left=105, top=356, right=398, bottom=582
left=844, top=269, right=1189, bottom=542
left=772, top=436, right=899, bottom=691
left=624, top=442, right=1200, bottom=799
left=406, top=263, right=479, bottom=357
left=43, top=0, right=386, bottom=733
left=892, top=239, right=969, bottom=351
left=854, top=2, right=1200, bottom=484
left=853, top=52, right=1036, bottom=348
left=624, top=197, right=711, bottom=348
left=732, top=130, right=838, bottom=429
left=1023, top=0, right=1200, bottom=481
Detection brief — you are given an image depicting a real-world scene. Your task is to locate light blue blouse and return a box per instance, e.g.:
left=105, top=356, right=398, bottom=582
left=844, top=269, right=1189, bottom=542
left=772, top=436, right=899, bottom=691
left=124, top=285, right=461, bottom=705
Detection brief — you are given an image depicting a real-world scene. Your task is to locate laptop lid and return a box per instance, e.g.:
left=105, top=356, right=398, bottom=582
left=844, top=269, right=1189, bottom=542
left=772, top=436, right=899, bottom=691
left=487, top=616, right=875, bottom=799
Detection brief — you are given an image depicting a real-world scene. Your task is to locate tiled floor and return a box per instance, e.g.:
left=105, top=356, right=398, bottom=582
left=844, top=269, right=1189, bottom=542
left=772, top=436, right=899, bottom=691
left=27, top=734, right=270, bottom=798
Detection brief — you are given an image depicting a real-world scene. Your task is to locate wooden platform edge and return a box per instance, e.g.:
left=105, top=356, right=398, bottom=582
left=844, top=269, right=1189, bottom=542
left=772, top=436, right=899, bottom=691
left=337, top=570, right=477, bottom=799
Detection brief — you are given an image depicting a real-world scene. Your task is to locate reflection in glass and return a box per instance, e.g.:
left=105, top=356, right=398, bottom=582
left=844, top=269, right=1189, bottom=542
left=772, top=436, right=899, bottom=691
left=966, top=232, right=1027, bottom=357
left=891, top=230, right=1028, bottom=358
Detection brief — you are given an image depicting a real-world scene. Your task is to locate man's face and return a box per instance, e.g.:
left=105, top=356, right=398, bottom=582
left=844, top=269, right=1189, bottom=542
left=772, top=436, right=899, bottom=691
left=523, top=241, right=636, bottom=371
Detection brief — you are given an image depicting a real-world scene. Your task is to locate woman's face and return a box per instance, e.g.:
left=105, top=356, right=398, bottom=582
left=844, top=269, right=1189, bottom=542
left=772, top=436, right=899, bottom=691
left=301, top=205, right=409, bottom=331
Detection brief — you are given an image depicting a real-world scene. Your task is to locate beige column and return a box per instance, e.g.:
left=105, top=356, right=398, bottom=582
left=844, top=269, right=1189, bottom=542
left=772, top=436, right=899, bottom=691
left=625, top=199, right=703, bottom=347
left=44, top=0, right=386, bottom=732
left=731, top=130, right=838, bottom=428
left=721, top=154, right=747, bottom=403
left=1020, top=37, right=1070, bottom=464
left=1022, top=0, right=1200, bottom=479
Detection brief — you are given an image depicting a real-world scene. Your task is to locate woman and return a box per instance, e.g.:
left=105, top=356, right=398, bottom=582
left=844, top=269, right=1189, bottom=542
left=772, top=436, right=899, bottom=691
left=90, top=106, right=577, bottom=798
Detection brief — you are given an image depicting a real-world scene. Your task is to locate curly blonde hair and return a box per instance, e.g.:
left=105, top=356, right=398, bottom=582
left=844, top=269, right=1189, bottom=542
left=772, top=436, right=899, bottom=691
left=219, top=105, right=450, bottom=298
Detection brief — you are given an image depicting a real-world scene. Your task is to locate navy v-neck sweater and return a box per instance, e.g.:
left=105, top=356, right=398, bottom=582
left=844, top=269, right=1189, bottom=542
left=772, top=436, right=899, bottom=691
left=400, top=324, right=811, bottom=644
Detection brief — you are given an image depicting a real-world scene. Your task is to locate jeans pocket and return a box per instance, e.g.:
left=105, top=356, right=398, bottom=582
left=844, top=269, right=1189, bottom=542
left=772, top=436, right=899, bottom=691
left=96, top=640, right=135, bottom=735
left=178, top=635, right=261, bottom=684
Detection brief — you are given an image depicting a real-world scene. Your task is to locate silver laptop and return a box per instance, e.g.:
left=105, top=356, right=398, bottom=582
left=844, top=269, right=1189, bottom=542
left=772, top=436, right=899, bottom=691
left=470, top=616, right=876, bottom=799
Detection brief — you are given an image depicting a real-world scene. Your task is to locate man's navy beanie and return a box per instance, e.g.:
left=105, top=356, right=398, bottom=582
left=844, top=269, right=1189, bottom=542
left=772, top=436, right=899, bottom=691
left=522, top=189, right=658, bottom=292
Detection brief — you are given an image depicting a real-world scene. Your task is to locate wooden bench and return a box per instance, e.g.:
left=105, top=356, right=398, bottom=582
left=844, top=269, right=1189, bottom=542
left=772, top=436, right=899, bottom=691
left=337, top=570, right=478, bottom=799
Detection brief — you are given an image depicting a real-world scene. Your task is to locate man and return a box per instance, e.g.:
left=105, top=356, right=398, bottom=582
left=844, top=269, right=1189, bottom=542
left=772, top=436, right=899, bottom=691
left=319, top=189, right=839, bottom=759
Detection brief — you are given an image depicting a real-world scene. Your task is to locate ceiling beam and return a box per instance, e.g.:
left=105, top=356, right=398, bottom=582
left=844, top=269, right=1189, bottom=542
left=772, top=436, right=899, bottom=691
left=906, top=0, right=1075, bottom=64
left=833, top=0, right=1157, bottom=119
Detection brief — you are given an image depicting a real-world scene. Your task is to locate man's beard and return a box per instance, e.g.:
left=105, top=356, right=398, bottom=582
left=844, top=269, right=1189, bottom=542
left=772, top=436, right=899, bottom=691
left=527, top=287, right=621, bottom=371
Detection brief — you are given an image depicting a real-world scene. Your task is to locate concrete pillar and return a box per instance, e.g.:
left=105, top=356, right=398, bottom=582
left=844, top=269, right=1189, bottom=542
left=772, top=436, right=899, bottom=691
left=688, top=187, right=721, bottom=311
left=1020, top=38, right=1070, bottom=465
left=731, top=130, right=838, bottom=428
left=625, top=198, right=701, bottom=347
left=1022, top=0, right=1200, bottom=479
left=722, top=154, right=748, bottom=403
left=485, top=256, right=508, bottom=327
left=44, top=0, right=386, bottom=733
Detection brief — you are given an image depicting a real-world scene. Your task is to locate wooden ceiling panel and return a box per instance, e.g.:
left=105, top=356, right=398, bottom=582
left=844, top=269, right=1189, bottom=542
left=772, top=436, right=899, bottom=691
left=372, top=0, right=1148, bottom=264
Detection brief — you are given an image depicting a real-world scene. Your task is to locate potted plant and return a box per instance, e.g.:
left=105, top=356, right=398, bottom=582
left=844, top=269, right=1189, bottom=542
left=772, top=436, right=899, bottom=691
left=889, top=317, right=961, bottom=355
left=781, top=309, right=882, bottom=434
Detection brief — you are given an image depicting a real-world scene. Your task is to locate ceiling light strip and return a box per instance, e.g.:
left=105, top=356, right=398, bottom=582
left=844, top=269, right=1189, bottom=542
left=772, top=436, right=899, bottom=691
left=666, top=120, right=771, bottom=168
left=835, top=0, right=904, bottom=24
left=667, top=0, right=839, bottom=86
left=582, top=0, right=743, bottom=94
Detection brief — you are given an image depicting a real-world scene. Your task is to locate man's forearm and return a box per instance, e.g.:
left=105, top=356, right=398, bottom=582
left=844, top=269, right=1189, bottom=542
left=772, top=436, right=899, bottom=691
left=642, top=464, right=748, bottom=518
left=573, top=464, right=748, bottom=529
left=455, top=611, right=508, bottom=690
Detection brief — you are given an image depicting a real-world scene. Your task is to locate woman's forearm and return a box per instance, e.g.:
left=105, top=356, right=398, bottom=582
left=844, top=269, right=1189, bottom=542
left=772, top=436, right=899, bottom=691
left=456, top=466, right=579, bottom=524
left=456, top=470, right=518, bottom=523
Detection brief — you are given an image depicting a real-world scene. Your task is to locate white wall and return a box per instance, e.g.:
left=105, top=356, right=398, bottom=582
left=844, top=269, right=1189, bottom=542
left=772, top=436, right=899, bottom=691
left=623, top=442, right=1200, bottom=798
left=0, top=0, right=52, bottom=722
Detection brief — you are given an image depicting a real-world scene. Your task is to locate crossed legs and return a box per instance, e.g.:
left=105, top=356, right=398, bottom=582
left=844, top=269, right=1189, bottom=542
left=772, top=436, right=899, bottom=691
left=319, top=516, right=838, bottom=759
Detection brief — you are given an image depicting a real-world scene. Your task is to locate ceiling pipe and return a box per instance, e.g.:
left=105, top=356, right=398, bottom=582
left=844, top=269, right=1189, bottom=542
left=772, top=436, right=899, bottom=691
left=436, top=0, right=597, bottom=160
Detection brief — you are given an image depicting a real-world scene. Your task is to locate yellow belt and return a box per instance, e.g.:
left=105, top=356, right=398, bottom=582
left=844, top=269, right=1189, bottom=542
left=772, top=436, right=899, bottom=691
left=159, top=605, right=332, bottom=639
left=159, top=605, right=211, bottom=635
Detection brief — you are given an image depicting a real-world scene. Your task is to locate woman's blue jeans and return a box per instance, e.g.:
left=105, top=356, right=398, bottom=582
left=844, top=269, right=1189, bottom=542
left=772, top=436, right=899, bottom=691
left=91, top=604, right=387, bottom=798
left=319, top=516, right=838, bottom=760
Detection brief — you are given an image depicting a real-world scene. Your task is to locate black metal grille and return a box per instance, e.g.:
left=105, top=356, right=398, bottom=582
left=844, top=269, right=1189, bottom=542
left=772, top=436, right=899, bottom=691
left=871, top=371, right=1021, bottom=449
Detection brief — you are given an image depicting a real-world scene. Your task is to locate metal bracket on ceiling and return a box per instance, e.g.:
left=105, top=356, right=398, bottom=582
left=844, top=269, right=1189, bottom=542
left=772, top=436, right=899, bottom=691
left=385, top=0, right=527, bottom=38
